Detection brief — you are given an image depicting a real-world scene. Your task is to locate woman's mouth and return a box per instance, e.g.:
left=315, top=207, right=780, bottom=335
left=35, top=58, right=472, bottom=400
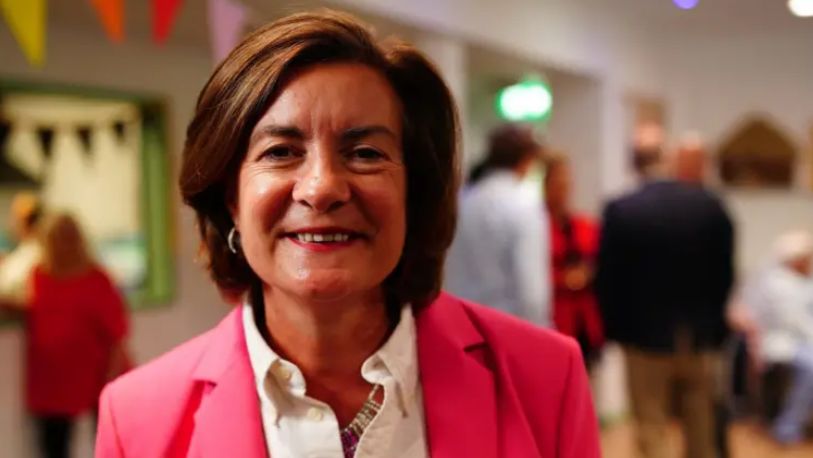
left=283, top=228, right=365, bottom=251
left=292, top=232, right=354, bottom=243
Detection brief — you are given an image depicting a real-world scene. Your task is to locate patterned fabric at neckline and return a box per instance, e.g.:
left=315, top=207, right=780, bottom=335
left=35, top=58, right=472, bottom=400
left=340, top=384, right=382, bottom=458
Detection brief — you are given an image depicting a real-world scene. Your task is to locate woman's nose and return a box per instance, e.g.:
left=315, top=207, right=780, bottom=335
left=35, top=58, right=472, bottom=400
left=291, top=151, right=351, bottom=213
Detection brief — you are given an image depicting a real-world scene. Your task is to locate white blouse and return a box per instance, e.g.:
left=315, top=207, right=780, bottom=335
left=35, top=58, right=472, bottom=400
left=242, top=303, right=429, bottom=458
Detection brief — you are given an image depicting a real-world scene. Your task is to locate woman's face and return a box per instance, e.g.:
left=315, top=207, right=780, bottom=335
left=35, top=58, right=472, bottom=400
left=234, top=62, right=407, bottom=303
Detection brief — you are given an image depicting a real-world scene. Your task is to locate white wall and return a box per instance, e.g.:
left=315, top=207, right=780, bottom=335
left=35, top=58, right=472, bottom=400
left=546, top=74, right=603, bottom=215
left=724, top=190, right=813, bottom=275
left=0, top=24, right=225, bottom=457
left=666, top=30, right=813, bottom=161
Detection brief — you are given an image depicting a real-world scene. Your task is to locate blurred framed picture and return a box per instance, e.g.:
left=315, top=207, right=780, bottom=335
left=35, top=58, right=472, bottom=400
left=0, top=81, right=174, bottom=309
left=718, top=117, right=797, bottom=189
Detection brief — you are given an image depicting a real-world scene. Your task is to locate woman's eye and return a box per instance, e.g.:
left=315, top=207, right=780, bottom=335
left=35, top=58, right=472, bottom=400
left=351, top=147, right=385, bottom=161
left=261, top=146, right=299, bottom=161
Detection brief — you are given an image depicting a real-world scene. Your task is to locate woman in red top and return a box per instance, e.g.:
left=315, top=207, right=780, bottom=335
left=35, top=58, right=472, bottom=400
left=545, top=154, right=604, bottom=368
left=25, top=213, right=129, bottom=458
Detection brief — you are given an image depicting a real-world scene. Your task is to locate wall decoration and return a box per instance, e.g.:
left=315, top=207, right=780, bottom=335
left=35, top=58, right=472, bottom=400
left=152, top=0, right=184, bottom=45
left=0, top=0, right=46, bottom=66
left=718, top=116, right=797, bottom=188
left=89, top=0, right=124, bottom=43
left=0, top=81, right=174, bottom=308
left=207, top=0, right=247, bottom=64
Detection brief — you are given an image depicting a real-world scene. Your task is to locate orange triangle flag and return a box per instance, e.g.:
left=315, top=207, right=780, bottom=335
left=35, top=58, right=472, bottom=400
left=90, top=0, right=124, bottom=42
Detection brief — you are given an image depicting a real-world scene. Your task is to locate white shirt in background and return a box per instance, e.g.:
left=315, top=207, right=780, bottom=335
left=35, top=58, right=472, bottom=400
left=744, top=264, right=813, bottom=363
left=444, top=170, right=551, bottom=326
left=0, top=239, right=41, bottom=303
left=242, top=303, right=429, bottom=458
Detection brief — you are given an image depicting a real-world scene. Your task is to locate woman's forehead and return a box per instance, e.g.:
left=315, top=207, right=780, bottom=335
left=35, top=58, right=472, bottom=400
left=255, top=62, right=402, bottom=138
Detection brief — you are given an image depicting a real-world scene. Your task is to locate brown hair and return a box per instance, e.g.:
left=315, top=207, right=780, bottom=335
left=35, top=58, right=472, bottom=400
left=179, top=10, right=459, bottom=309
left=40, top=213, right=93, bottom=277
left=468, top=124, right=543, bottom=183
left=543, top=151, right=568, bottom=184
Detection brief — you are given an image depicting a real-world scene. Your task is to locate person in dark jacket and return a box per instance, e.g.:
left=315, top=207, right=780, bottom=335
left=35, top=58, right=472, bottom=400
left=596, top=127, right=734, bottom=458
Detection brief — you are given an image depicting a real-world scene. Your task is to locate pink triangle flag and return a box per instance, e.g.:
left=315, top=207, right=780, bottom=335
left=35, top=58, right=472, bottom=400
left=207, top=0, right=247, bottom=65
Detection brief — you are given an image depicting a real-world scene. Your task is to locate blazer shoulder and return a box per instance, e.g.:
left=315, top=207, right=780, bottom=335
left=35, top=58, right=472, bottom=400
left=96, top=308, right=248, bottom=456
left=100, top=327, right=216, bottom=434
left=459, top=298, right=580, bottom=371
left=110, top=328, right=213, bottom=392
left=602, top=191, right=639, bottom=219
left=454, top=298, right=587, bottom=430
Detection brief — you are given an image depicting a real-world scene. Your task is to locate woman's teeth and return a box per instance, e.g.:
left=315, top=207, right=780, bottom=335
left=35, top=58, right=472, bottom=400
left=295, top=233, right=351, bottom=243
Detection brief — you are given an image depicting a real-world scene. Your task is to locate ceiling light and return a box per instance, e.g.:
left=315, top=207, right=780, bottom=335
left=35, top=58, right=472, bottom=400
left=673, top=0, right=699, bottom=10
left=496, top=78, right=553, bottom=122
left=789, top=0, right=813, bottom=17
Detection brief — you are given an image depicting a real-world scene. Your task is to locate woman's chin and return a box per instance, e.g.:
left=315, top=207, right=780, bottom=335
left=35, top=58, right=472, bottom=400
left=285, top=272, right=368, bottom=303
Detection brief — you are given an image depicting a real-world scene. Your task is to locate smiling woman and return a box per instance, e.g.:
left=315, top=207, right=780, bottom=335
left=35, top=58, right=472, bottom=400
left=236, top=63, right=407, bottom=308
left=95, top=9, right=600, bottom=458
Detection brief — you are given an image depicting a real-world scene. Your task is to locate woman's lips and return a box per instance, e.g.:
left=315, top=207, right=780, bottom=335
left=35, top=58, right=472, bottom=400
left=283, top=228, right=365, bottom=251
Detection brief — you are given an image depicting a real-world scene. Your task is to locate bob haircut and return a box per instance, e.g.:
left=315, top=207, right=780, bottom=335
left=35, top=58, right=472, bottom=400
left=179, top=10, right=459, bottom=310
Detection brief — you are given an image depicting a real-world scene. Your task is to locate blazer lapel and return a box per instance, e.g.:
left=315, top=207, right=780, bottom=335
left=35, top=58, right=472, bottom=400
left=417, top=293, right=498, bottom=458
left=187, top=308, right=267, bottom=458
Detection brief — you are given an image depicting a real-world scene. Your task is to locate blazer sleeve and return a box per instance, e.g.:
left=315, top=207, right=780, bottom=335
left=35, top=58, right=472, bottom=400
left=595, top=201, right=624, bottom=341
left=556, top=342, right=601, bottom=458
left=714, top=202, right=736, bottom=309
left=96, top=384, right=125, bottom=458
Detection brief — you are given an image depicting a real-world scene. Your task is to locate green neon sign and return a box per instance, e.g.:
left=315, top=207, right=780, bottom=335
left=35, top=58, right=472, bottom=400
left=496, top=78, right=553, bottom=122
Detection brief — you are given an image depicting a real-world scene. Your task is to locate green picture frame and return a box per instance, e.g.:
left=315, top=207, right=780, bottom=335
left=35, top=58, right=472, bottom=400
left=0, top=80, right=175, bottom=311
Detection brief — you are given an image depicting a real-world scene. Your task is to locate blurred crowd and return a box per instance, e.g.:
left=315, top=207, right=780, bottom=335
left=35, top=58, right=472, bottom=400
left=445, top=122, right=813, bottom=457
left=0, top=195, right=129, bottom=458
left=5, top=120, right=813, bottom=458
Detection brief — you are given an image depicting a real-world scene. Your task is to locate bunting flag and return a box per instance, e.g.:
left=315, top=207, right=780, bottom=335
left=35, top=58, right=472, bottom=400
left=112, top=120, right=126, bottom=143
left=207, top=0, right=246, bottom=64
left=0, top=0, right=46, bottom=66
left=0, top=119, right=37, bottom=184
left=152, top=0, right=183, bottom=44
left=77, top=125, right=93, bottom=154
left=36, top=126, right=54, bottom=160
left=89, top=0, right=124, bottom=43
left=0, top=119, right=9, bottom=151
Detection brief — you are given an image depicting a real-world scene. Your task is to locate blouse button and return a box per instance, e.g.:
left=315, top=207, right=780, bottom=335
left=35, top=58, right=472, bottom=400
left=307, top=408, right=324, bottom=421
left=276, top=365, right=292, bottom=382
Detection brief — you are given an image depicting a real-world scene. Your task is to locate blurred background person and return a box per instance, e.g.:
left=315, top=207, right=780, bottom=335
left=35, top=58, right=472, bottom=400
left=673, top=133, right=708, bottom=186
left=26, top=213, right=129, bottom=458
left=596, top=124, right=735, bottom=458
left=445, top=124, right=550, bottom=326
left=0, top=192, right=43, bottom=305
left=673, top=133, right=733, bottom=458
left=545, top=152, right=604, bottom=368
left=739, top=230, right=813, bottom=444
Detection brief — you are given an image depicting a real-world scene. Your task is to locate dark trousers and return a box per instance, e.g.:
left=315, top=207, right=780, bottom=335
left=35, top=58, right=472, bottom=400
left=33, top=415, right=74, bottom=458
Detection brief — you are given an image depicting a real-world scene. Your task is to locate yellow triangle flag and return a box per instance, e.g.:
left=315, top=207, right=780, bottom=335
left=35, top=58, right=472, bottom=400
left=0, top=0, right=46, bottom=66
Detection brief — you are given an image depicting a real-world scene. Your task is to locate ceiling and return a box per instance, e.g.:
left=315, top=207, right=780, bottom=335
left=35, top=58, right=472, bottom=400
left=46, top=0, right=813, bottom=50
left=581, top=0, right=813, bottom=37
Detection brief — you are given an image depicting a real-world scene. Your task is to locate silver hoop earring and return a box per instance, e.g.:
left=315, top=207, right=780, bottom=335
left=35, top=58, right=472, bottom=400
left=227, top=227, right=240, bottom=254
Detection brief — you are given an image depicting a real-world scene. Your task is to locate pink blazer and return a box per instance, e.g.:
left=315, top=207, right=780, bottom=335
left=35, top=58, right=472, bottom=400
left=96, top=293, right=600, bottom=457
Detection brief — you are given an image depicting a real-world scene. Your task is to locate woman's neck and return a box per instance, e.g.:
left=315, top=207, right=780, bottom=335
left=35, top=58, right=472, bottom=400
left=260, top=287, right=390, bottom=424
